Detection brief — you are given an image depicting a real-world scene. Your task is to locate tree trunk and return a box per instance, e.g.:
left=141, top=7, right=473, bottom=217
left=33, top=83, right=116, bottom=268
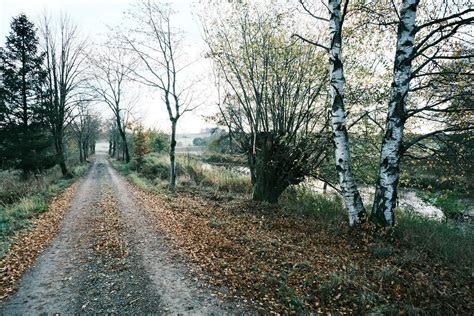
left=55, top=135, right=70, bottom=177
left=83, top=142, right=88, bottom=160
left=252, top=172, right=286, bottom=203
left=251, top=133, right=288, bottom=203
left=117, top=119, right=130, bottom=163
left=248, top=148, right=257, bottom=185
left=169, top=119, right=177, bottom=191
left=112, top=139, right=116, bottom=157
left=78, top=139, right=84, bottom=163
left=328, top=0, right=366, bottom=226
left=371, top=0, right=418, bottom=226
left=21, top=45, right=28, bottom=131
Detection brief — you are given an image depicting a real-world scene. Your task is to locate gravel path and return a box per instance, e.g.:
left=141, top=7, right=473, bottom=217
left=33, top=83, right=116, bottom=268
left=0, top=146, right=236, bottom=314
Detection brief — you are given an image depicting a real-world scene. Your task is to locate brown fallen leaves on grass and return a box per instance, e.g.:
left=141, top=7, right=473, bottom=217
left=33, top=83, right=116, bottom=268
left=129, top=184, right=473, bottom=314
left=0, top=182, right=79, bottom=300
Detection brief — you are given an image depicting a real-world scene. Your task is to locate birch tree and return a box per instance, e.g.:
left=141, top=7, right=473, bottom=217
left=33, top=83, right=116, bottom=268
left=327, top=0, right=367, bottom=225
left=297, top=0, right=367, bottom=225
left=376, top=0, right=473, bottom=225
left=300, top=0, right=472, bottom=226
left=370, top=0, right=419, bottom=225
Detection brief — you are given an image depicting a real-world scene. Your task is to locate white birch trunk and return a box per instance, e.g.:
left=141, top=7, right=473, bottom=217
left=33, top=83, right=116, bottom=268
left=328, top=0, right=366, bottom=226
left=371, top=0, right=419, bottom=226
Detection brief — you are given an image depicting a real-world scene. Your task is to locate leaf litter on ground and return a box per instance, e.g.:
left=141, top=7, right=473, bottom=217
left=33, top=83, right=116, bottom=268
left=0, top=182, right=79, bottom=299
left=126, top=182, right=473, bottom=314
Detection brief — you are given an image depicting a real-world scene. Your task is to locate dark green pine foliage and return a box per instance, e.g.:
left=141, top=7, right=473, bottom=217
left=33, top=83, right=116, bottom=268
left=0, top=14, right=55, bottom=173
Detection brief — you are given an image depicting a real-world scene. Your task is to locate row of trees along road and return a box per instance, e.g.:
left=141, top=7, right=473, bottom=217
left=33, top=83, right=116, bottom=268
left=202, top=0, right=473, bottom=226
left=0, top=14, right=99, bottom=176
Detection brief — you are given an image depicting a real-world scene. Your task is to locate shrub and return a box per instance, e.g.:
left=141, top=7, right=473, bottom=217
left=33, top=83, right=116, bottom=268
left=140, top=155, right=170, bottom=180
left=148, top=130, right=169, bottom=153
left=279, top=186, right=345, bottom=222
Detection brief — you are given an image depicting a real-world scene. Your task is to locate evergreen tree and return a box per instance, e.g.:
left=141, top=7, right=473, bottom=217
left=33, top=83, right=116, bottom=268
left=0, top=14, right=54, bottom=173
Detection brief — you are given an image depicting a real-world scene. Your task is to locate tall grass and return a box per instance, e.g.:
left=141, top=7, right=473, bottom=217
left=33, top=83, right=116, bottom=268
left=280, top=187, right=472, bottom=271
left=0, top=168, right=62, bottom=205
left=395, top=209, right=473, bottom=270
left=121, top=153, right=252, bottom=194
left=279, top=186, right=345, bottom=222
left=0, top=163, right=89, bottom=257
left=0, top=164, right=88, bottom=205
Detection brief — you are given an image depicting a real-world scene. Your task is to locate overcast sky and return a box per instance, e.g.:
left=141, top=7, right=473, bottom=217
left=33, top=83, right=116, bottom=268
left=0, top=0, right=216, bottom=134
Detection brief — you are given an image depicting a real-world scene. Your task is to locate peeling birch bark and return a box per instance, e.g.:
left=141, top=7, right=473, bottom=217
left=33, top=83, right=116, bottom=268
left=371, top=0, right=419, bottom=226
left=328, top=0, right=366, bottom=226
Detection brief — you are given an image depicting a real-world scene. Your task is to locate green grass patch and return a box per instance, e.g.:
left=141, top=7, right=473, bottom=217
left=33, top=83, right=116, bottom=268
left=370, top=245, right=394, bottom=258
left=0, top=162, right=89, bottom=258
left=395, top=209, right=473, bottom=270
left=416, top=190, right=467, bottom=218
left=279, top=186, right=345, bottom=222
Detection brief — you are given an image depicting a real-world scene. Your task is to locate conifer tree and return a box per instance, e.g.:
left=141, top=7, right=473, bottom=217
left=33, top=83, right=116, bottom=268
left=0, top=14, right=53, bottom=173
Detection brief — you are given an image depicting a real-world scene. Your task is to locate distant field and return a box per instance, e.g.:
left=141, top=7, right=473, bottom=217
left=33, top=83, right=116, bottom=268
left=175, top=132, right=213, bottom=147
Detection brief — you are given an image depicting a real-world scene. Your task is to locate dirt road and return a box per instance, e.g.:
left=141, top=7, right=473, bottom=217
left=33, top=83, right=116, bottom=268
left=0, top=145, right=235, bottom=314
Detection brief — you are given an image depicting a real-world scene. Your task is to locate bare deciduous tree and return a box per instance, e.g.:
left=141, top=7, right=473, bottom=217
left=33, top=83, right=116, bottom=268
left=40, top=14, right=87, bottom=176
left=71, top=100, right=100, bottom=163
left=121, top=0, right=194, bottom=191
left=89, top=40, right=136, bottom=163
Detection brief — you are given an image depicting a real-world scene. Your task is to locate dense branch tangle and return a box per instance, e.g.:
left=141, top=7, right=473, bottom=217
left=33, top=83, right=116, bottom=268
left=204, top=7, right=331, bottom=202
left=71, top=100, right=100, bottom=163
